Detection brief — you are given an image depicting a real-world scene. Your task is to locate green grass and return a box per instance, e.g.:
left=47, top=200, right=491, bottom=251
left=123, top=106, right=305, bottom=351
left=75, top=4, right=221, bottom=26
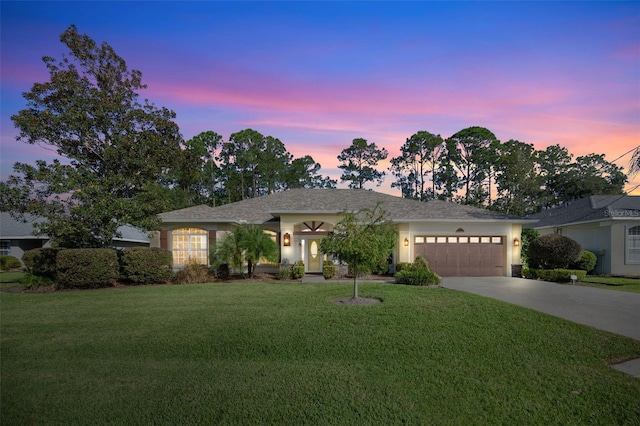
left=0, top=271, right=25, bottom=288
left=2, top=282, right=639, bottom=425
left=582, top=276, right=640, bottom=293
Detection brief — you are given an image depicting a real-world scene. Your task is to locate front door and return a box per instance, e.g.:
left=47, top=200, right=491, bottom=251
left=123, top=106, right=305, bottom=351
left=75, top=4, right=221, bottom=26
left=307, top=238, right=322, bottom=272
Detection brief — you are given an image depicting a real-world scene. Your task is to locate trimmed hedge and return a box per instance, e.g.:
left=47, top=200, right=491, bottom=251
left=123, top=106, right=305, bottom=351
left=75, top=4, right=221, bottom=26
left=322, top=262, right=336, bottom=279
left=395, top=255, right=441, bottom=286
left=525, top=268, right=587, bottom=283
left=527, top=234, right=582, bottom=269
left=0, top=255, right=22, bottom=271
left=173, top=264, right=213, bottom=284
left=56, top=248, right=119, bottom=289
left=121, top=247, right=173, bottom=284
left=571, top=250, right=597, bottom=273
left=21, top=248, right=64, bottom=279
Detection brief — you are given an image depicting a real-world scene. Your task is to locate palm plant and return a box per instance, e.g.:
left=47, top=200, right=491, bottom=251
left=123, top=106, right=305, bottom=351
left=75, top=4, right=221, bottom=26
left=212, top=224, right=279, bottom=278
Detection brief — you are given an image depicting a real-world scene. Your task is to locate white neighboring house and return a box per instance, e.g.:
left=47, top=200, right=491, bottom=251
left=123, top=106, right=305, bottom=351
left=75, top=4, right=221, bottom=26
left=0, top=212, right=150, bottom=263
left=527, top=195, right=640, bottom=276
left=155, top=188, right=535, bottom=277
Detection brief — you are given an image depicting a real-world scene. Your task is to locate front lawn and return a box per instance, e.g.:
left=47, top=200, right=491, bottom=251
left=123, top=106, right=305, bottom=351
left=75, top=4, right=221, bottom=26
left=582, top=276, right=640, bottom=293
left=2, top=282, right=639, bottom=424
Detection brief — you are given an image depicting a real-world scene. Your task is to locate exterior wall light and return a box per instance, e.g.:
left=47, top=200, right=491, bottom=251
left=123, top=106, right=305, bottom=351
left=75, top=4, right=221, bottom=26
left=283, top=233, right=291, bottom=247
left=404, top=237, right=409, bottom=247
left=513, top=238, right=520, bottom=247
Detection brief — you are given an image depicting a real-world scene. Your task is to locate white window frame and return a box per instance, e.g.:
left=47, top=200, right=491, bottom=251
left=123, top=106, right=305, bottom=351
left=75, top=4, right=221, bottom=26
left=171, top=228, right=208, bottom=266
left=626, top=225, right=640, bottom=265
left=0, top=240, right=10, bottom=256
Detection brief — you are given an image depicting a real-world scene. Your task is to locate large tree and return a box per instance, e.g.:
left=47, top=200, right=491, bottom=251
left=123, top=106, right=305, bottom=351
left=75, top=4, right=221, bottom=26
left=445, top=126, right=498, bottom=206
left=0, top=25, right=183, bottom=247
left=337, top=138, right=388, bottom=189
left=389, top=131, right=444, bottom=201
left=284, top=155, right=337, bottom=189
left=493, top=140, right=542, bottom=216
left=320, top=205, right=397, bottom=299
left=176, top=130, right=223, bottom=206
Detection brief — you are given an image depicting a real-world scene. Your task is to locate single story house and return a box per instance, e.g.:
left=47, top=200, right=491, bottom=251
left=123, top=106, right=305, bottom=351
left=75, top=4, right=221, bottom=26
left=526, top=195, right=640, bottom=276
left=156, top=189, right=534, bottom=277
left=0, top=212, right=151, bottom=262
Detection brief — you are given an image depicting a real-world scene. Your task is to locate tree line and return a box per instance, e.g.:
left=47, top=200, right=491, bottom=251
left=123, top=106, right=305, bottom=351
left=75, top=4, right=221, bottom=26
left=0, top=25, right=629, bottom=247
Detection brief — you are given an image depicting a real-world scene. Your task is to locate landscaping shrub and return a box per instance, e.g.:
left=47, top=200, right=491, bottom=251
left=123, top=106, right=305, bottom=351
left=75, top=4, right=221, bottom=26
left=292, top=261, right=305, bottom=279
left=521, top=267, right=537, bottom=280
left=174, top=263, right=213, bottom=284
left=395, top=255, right=441, bottom=286
left=527, top=234, right=582, bottom=269
left=277, top=262, right=293, bottom=280
left=322, top=262, right=336, bottom=279
left=21, top=248, right=63, bottom=279
left=216, top=263, right=230, bottom=280
left=571, top=250, right=597, bottom=274
left=395, top=262, right=411, bottom=273
left=0, top=255, right=22, bottom=271
left=121, top=247, right=173, bottom=284
left=56, top=248, right=119, bottom=289
left=21, top=273, right=53, bottom=289
left=534, top=269, right=587, bottom=283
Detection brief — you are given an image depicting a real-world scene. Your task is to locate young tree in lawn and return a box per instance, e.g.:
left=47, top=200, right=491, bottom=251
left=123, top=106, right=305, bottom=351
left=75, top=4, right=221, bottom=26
left=1, top=25, right=182, bottom=247
left=320, top=205, right=397, bottom=299
left=337, top=138, right=388, bottom=189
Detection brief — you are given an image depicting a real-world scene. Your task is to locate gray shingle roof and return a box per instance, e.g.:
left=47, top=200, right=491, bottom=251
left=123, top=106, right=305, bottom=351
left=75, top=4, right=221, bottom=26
left=527, top=195, right=640, bottom=228
left=159, top=189, right=530, bottom=224
left=0, top=212, right=150, bottom=243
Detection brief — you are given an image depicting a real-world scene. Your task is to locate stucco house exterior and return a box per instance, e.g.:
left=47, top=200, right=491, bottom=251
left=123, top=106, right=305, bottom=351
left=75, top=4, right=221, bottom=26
left=0, top=212, right=151, bottom=262
left=527, top=195, right=640, bottom=276
left=155, top=189, right=534, bottom=277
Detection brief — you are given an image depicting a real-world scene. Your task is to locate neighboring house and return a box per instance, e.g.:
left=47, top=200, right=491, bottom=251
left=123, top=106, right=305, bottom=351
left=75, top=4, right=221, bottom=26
left=156, top=189, right=534, bottom=277
left=526, top=195, right=640, bottom=276
left=0, top=212, right=151, bottom=262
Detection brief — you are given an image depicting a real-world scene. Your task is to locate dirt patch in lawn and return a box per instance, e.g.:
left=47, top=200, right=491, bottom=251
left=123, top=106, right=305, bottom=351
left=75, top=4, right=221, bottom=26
left=333, top=297, right=382, bottom=306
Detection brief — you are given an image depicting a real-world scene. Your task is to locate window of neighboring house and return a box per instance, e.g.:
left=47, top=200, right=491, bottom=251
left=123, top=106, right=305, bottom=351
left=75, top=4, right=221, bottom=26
left=0, top=240, right=10, bottom=256
left=172, top=228, right=208, bottom=265
left=627, top=225, right=640, bottom=264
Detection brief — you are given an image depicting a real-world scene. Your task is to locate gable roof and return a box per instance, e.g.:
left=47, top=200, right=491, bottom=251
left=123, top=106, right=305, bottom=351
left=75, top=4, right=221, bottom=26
left=159, top=189, right=532, bottom=224
left=527, top=195, right=640, bottom=228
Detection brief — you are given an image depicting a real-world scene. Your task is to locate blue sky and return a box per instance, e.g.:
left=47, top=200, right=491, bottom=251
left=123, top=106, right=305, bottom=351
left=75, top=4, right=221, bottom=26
left=2, top=1, right=639, bottom=194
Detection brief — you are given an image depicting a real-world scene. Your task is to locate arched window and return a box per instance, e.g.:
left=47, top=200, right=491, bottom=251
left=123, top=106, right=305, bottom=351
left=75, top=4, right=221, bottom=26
left=172, top=228, right=208, bottom=265
left=627, top=226, right=640, bottom=264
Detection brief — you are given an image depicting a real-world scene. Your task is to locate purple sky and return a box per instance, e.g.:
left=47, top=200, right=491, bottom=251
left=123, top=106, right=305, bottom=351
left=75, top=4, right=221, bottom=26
left=2, top=1, right=639, bottom=195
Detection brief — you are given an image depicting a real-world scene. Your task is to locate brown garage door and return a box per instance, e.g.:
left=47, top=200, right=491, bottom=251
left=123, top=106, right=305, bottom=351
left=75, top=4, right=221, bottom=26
left=414, top=236, right=505, bottom=276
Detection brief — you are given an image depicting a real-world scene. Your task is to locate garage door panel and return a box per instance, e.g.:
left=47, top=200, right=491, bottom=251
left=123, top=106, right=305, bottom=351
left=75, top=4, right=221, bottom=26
left=414, top=236, right=505, bottom=277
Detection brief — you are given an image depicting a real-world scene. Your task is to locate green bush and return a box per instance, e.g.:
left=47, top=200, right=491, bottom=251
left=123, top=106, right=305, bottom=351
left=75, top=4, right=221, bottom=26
left=21, top=248, right=63, bottom=279
left=56, top=248, right=119, bottom=289
left=527, top=234, right=582, bottom=269
left=121, top=247, right=173, bottom=284
left=21, top=273, right=54, bottom=289
left=571, top=250, right=597, bottom=273
left=174, top=263, right=213, bottom=284
left=216, top=263, right=230, bottom=280
left=292, top=261, right=305, bottom=279
left=0, top=255, right=22, bottom=271
left=395, top=255, right=441, bottom=286
left=395, top=262, right=411, bottom=273
left=534, top=269, right=586, bottom=283
left=522, top=267, right=537, bottom=280
left=277, top=264, right=293, bottom=280
left=322, top=262, right=336, bottom=279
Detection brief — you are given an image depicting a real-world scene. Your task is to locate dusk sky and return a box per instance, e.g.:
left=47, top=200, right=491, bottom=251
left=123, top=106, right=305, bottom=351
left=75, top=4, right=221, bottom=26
left=2, top=1, right=639, bottom=196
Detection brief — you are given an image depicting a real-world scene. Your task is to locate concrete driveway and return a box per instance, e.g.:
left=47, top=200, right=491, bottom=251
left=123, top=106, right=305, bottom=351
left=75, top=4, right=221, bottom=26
left=441, top=276, right=640, bottom=341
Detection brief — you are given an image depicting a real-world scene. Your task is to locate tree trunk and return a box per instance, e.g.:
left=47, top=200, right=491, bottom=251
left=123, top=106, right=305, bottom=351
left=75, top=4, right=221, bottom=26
left=353, top=275, right=359, bottom=299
